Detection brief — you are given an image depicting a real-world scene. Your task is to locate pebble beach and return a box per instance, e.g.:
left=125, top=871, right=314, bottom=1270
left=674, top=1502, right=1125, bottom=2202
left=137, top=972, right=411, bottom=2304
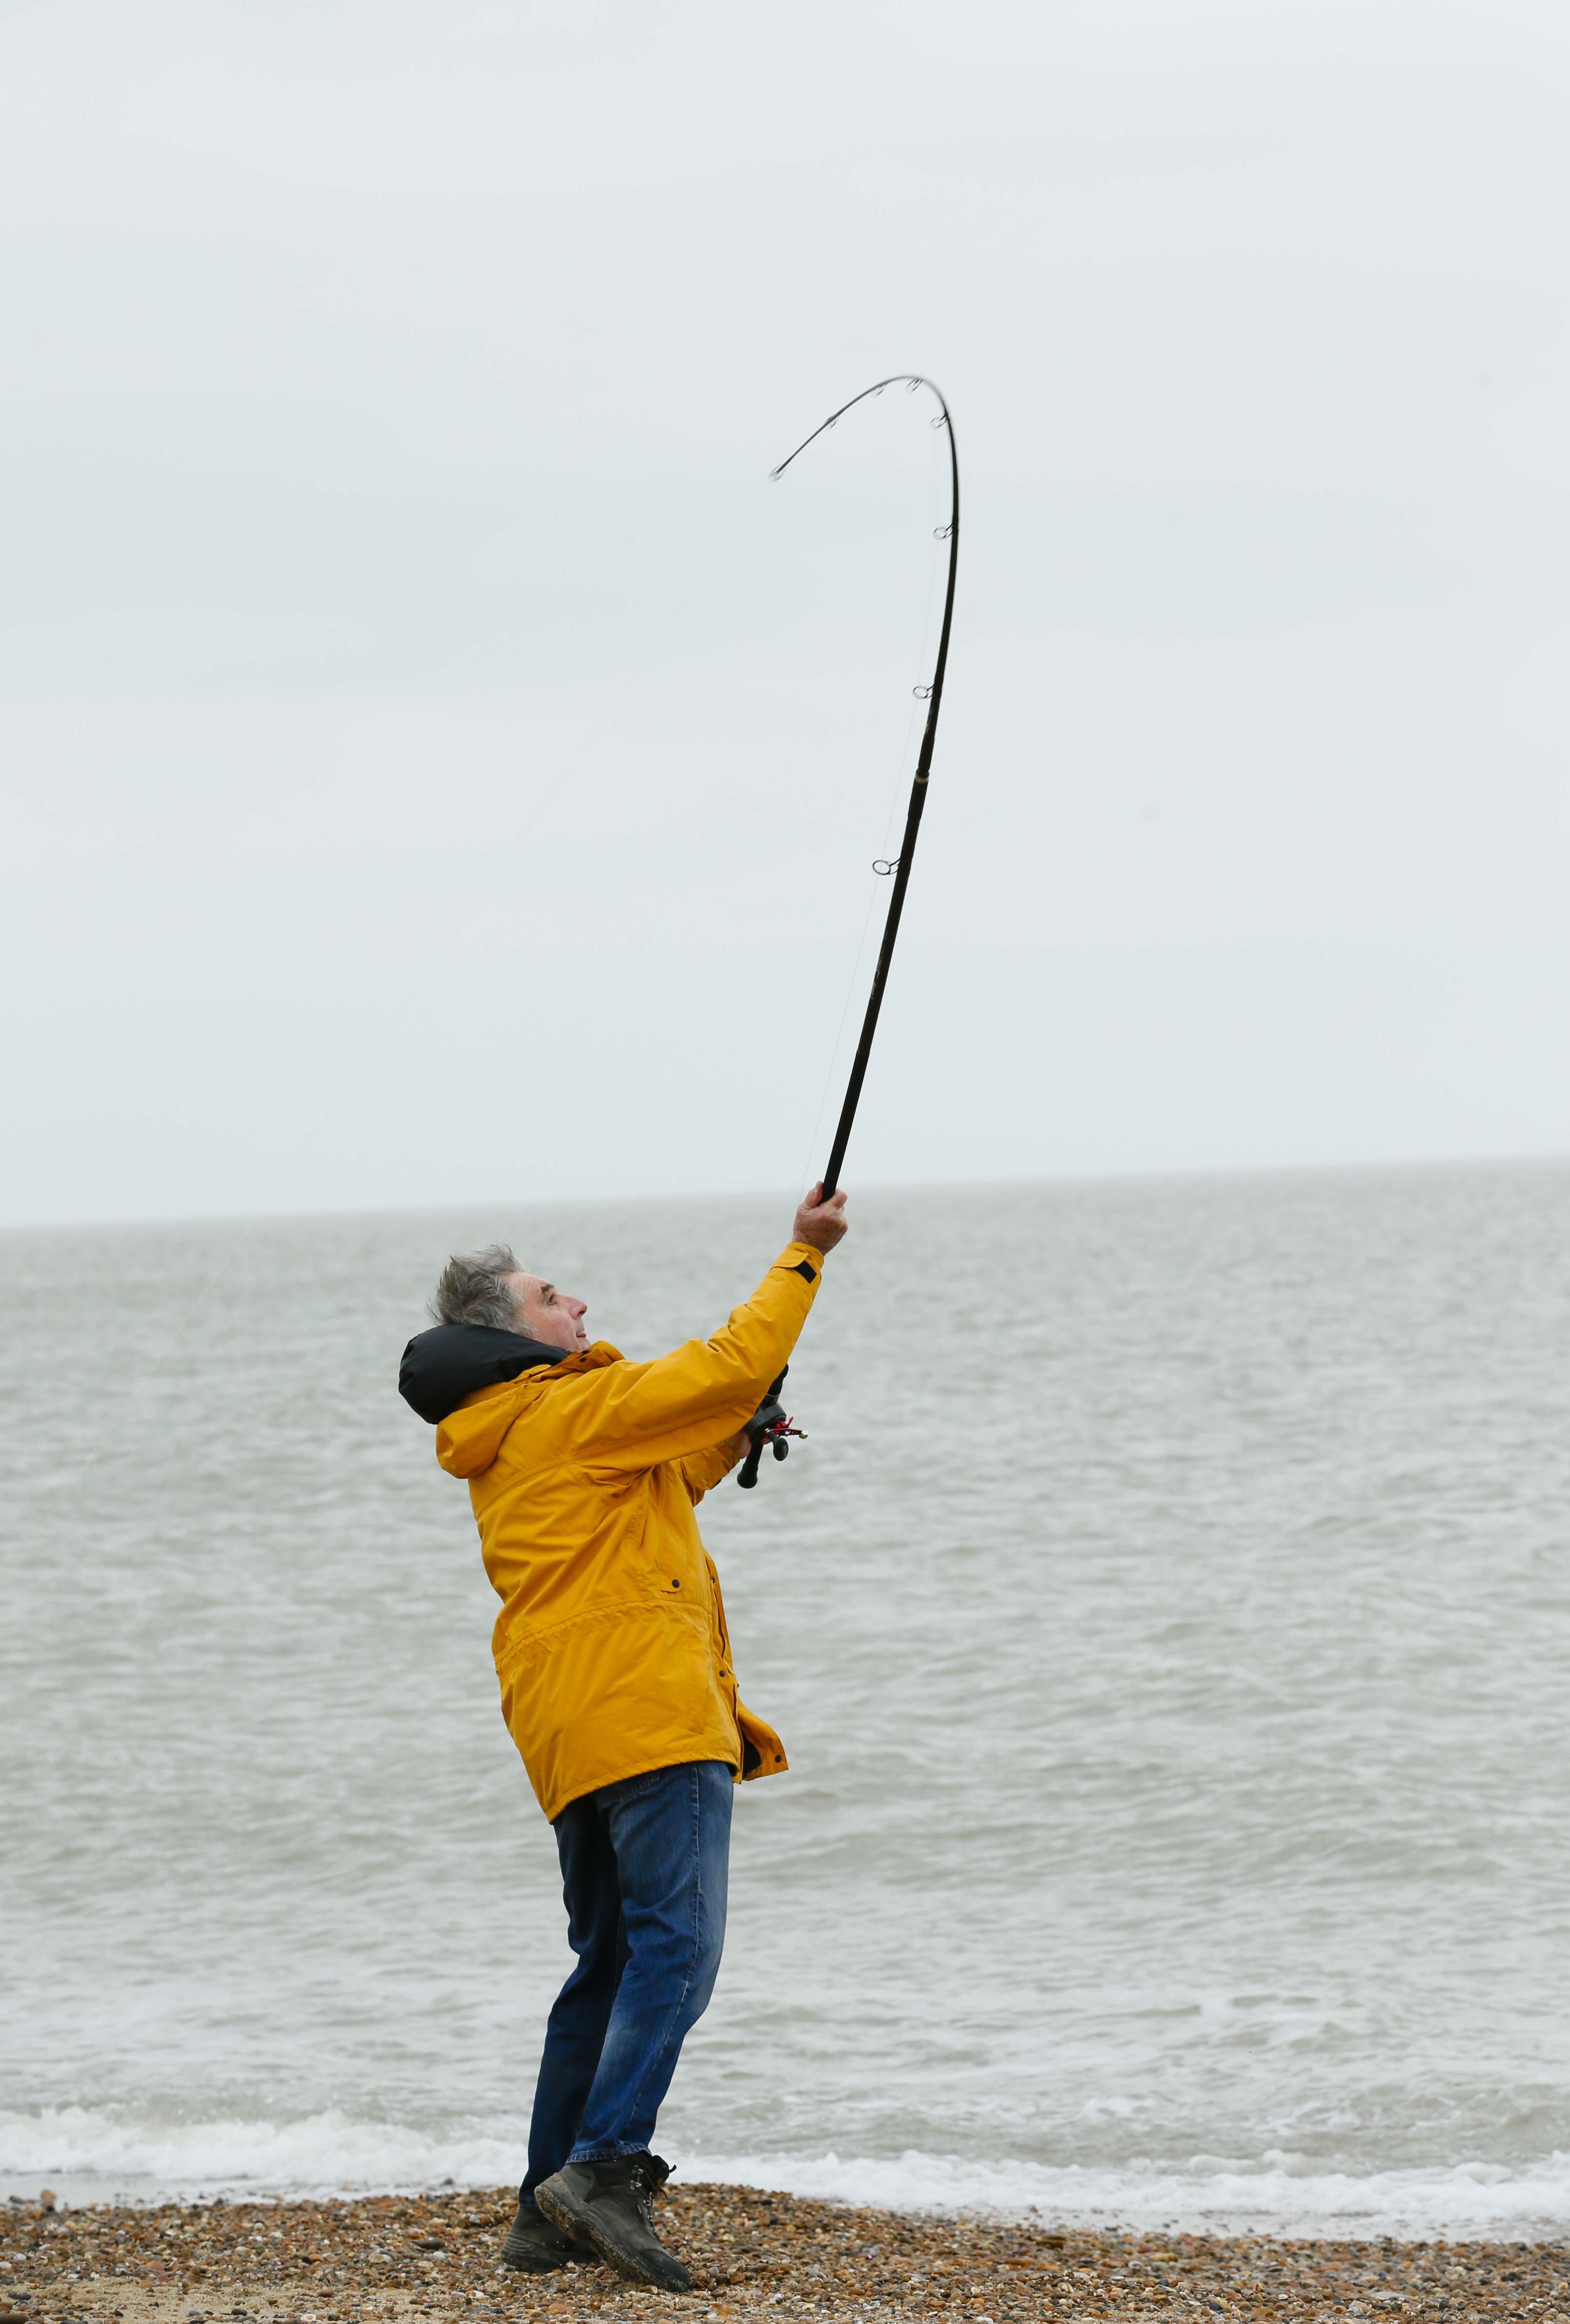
left=3, top=2185, right=1567, bottom=2324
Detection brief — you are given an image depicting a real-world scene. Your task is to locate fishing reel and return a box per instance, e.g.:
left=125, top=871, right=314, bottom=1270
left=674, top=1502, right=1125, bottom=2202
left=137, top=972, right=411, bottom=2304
left=737, top=1367, right=807, bottom=1488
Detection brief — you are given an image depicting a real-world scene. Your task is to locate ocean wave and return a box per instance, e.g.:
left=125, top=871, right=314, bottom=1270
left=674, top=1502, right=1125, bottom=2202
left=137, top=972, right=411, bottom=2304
left=0, top=2108, right=522, bottom=2206
left=3, top=2108, right=1568, bottom=2240
left=682, top=2145, right=1570, bottom=2242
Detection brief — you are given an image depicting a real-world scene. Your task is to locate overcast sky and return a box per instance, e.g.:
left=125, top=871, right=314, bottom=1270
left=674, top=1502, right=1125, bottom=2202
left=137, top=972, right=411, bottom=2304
left=3, top=0, right=1569, bottom=1226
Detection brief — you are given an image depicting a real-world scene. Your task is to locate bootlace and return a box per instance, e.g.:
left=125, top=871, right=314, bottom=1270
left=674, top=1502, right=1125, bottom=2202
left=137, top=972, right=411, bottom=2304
left=629, top=2152, right=672, bottom=2231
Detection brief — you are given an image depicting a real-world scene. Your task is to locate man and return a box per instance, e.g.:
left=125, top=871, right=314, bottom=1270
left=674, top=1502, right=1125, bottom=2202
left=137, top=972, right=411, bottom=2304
left=397, top=1184, right=849, bottom=2292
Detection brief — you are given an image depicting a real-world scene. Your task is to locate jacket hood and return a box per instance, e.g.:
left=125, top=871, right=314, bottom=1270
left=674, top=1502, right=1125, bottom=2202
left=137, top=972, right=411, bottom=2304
left=398, top=1321, right=566, bottom=1426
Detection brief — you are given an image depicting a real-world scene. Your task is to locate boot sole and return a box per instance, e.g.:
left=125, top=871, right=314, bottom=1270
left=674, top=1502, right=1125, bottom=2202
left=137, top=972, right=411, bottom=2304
left=534, top=2180, right=691, bottom=2293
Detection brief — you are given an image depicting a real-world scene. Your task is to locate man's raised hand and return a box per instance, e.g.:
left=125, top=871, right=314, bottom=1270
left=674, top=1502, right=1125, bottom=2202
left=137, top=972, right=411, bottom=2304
left=793, top=1182, right=849, bottom=1255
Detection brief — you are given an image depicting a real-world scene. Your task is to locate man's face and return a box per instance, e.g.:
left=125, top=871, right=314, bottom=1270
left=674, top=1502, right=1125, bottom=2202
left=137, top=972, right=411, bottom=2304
left=505, top=1272, right=590, bottom=1354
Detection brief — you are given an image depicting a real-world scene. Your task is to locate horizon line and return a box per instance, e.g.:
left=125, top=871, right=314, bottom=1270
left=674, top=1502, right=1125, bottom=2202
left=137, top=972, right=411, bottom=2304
left=5, top=1146, right=1570, bottom=1238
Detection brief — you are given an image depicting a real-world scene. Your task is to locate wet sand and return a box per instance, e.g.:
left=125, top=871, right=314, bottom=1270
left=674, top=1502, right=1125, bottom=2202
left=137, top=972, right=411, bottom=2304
left=3, top=2184, right=1566, bottom=2322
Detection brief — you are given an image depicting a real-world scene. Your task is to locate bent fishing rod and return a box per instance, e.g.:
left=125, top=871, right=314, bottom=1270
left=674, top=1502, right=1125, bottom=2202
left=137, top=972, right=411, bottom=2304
left=739, top=373, right=960, bottom=1489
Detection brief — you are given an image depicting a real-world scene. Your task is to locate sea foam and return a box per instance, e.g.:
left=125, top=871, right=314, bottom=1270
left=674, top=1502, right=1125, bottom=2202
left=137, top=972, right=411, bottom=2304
left=3, top=2108, right=1568, bottom=2241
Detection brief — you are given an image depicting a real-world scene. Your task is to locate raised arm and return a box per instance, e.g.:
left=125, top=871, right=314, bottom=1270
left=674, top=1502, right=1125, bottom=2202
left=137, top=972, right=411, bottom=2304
left=573, top=1188, right=848, bottom=1474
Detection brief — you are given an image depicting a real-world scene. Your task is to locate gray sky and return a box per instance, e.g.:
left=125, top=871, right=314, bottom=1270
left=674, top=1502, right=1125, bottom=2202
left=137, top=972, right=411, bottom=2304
left=4, top=0, right=1570, bottom=1226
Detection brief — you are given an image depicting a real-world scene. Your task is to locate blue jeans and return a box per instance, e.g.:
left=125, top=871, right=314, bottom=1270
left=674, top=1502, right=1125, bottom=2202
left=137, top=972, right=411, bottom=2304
left=520, top=1758, right=733, bottom=2206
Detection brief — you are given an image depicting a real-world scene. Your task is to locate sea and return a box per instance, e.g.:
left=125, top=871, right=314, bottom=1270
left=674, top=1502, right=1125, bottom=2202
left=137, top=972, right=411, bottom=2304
left=3, top=1167, right=1569, bottom=2241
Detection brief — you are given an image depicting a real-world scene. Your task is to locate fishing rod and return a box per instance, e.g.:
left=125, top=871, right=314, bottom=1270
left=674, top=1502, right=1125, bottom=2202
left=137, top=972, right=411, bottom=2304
left=738, top=373, right=960, bottom=1490
left=777, top=374, right=960, bottom=1198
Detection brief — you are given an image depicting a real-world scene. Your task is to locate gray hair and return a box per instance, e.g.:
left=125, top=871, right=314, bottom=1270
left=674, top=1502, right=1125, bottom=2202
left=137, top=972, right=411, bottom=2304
left=431, top=1243, right=525, bottom=1332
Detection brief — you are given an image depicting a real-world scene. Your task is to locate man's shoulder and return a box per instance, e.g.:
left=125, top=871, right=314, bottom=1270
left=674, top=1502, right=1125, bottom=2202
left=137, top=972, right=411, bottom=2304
left=557, top=1342, right=626, bottom=1372
left=506, top=1343, right=627, bottom=1406
left=492, top=1342, right=630, bottom=1451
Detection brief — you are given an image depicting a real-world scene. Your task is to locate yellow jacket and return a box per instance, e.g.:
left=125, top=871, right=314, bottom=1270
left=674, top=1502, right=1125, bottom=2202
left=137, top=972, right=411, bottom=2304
left=434, top=1241, right=826, bottom=1821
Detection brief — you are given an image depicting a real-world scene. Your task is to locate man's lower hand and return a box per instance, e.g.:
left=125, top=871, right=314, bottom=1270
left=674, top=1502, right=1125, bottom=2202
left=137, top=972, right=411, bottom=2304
left=745, top=1371, right=790, bottom=1447
left=736, top=1369, right=806, bottom=1488
left=794, top=1182, right=848, bottom=1254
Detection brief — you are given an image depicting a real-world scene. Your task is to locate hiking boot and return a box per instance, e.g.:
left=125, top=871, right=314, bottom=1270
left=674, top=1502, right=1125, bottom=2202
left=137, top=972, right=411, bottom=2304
left=534, top=2152, right=689, bottom=2291
left=497, top=2200, right=589, bottom=2273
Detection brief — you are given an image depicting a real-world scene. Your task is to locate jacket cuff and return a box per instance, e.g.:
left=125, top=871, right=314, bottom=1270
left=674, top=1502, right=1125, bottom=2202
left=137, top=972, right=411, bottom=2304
left=778, top=1240, right=825, bottom=1282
